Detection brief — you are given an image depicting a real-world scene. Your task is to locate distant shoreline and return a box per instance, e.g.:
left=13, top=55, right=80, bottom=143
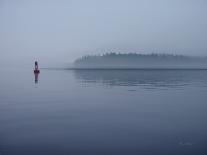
left=41, top=53, right=207, bottom=70
left=41, top=67, right=207, bottom=70
left=73, top=53, right=207, bottom=69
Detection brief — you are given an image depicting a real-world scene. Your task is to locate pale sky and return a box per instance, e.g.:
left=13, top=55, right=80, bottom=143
left=0, top=0, right=207, bottom=66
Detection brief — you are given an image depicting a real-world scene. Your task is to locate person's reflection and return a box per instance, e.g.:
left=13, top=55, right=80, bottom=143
left=34, top=72, right=39, bottom=84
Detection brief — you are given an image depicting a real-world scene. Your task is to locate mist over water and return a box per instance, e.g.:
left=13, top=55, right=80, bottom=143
left=1, top=0, right=207, bottom=67
left=0, top=68, right=207, bottom=155
left=1, top=0, right=207, bottom=154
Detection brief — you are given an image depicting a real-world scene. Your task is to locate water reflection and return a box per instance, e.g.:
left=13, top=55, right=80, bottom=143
left=34, top=72, right=39, bottom=84
left=74, top=69, right=207, bottom=89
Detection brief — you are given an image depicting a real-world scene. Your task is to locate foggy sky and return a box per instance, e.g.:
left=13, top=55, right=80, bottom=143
left=0, top=0, right=207, bottom=67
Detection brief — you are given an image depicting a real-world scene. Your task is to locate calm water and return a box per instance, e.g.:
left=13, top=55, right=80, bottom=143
left=0, top=68, right=207, bottom=155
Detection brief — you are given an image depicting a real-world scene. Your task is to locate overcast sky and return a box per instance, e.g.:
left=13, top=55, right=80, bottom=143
left=0, top=0, right=207, bottom=66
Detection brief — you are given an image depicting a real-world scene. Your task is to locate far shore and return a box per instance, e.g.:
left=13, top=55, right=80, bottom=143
left=41, top=67, right=207, bottom=70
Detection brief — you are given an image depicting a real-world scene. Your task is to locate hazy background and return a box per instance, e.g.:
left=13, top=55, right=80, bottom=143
left=0, top=0, right=207, bottom=67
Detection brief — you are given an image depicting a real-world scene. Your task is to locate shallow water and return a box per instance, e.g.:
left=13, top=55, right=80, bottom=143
left=0, top=68, right=207, bottom=155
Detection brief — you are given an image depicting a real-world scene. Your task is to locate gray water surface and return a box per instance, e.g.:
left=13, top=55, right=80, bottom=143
left=0, top=68, right=207, bottom=155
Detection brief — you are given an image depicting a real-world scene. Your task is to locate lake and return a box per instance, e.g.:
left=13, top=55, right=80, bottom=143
left=0, top=68, right=207, bottom=155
